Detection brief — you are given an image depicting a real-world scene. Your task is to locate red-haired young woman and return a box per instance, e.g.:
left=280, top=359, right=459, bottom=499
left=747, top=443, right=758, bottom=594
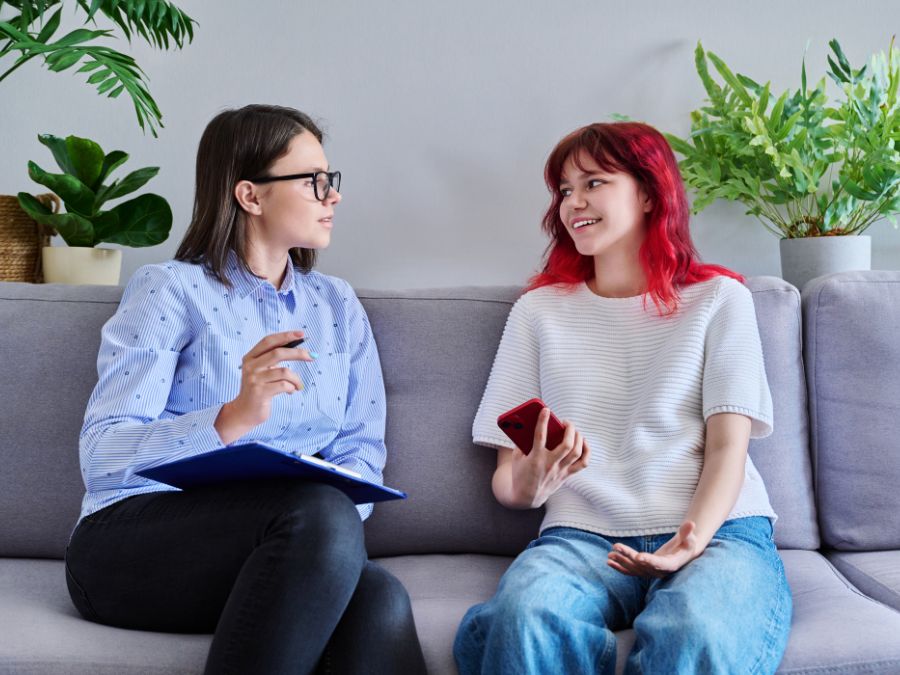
left=455, top=122, right=792, bottom=674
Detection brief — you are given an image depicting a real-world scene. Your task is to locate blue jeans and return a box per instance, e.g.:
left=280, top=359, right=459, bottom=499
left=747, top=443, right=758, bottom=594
left=454, top=517, right=791, bottom=675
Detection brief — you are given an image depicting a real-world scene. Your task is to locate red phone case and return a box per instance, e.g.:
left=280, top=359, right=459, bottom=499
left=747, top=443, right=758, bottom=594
left=497, top=398, right=566, bottom=455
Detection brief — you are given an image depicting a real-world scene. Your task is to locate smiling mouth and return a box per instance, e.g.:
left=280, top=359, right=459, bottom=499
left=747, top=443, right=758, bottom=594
left=573, top=218, right=600, bottom=230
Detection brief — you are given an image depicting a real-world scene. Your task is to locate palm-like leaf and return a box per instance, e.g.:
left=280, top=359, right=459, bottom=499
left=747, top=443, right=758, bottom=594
left=0, top=0, right=196, bottom=135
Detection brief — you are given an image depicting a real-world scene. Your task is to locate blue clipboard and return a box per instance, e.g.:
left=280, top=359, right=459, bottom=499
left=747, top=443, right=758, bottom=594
left=137, top=442, right=407, bottom=504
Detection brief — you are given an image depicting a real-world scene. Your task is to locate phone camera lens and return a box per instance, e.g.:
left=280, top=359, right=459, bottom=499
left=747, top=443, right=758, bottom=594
left=513, top=422, right=524, bottom=429
left=500, top=421, right=511, bottom=429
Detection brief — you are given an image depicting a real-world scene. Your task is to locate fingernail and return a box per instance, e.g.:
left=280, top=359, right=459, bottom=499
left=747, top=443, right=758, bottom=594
left=309, top=351, right=319, bottom=359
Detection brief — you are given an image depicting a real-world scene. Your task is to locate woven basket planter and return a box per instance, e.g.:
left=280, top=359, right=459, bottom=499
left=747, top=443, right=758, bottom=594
left=0, top=194, right=60, bottom=283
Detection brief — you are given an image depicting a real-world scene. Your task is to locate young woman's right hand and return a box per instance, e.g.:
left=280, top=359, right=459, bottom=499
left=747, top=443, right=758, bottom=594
left=214, top=331, right=316, bottom=444
left=500, top=408, right=590, bottom=509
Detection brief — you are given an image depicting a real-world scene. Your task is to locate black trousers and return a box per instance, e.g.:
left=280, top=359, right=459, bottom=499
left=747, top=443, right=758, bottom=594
left=65, top=480, right=426, bottom=675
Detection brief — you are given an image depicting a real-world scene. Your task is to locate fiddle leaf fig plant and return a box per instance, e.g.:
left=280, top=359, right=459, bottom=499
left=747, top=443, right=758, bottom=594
left=666, top=38, right=900, bottom=238
left=17, top=133, right=172, bottom=248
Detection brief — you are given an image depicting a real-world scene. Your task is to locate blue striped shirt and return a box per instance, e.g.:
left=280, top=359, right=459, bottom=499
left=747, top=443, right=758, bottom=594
left=78, top=254, right=387, bottom=523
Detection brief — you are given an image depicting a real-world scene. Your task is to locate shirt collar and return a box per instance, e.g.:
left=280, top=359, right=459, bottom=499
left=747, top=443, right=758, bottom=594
left=225, top=251, right=298, bottom=300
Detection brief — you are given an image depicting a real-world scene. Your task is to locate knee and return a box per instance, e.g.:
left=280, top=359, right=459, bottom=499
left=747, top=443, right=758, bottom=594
left=357, top=563, right=415, bottom=634
left=268, top=483, right=364, bottom=565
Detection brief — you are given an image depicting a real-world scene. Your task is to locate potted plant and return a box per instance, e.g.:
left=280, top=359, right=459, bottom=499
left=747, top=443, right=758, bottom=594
left=0, top=1, right=194, bottom=283
left=17, top=134, right=172, bottom=285
left=666, top=39, right=900, bottom=289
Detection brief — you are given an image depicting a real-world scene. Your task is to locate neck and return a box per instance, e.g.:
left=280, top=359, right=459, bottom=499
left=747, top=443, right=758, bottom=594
left=589, top=249, right=647, bottom=298
left=244, top=241, right=289, bottom=288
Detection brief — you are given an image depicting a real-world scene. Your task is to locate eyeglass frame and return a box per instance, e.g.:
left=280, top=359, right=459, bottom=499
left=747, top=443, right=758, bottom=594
left=246, top=170, right=341, bottom=202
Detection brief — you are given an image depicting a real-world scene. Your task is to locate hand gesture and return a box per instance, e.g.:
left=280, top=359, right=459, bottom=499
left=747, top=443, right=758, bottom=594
left=215, top=331, right=315, bottom=443
left=607, top=521, right=701, bottom=578
left=509, top=408, right=590, bottom=508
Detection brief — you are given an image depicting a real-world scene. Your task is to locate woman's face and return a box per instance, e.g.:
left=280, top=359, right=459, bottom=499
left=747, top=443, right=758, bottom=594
left=558, top=151, right=652, bottom=258
left=249, top=131, right=341, bottom=251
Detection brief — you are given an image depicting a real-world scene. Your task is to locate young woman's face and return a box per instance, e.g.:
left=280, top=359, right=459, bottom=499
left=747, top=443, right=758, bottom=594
left=252, top=131, right=341, bottom=251
left=558, top=151, right=652, bottom=258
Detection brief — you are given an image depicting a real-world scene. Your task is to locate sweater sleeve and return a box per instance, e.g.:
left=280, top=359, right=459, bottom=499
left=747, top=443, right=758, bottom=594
left=702, top=279, right=774, bottom=438
left=472, top=295, right=541, bottom=449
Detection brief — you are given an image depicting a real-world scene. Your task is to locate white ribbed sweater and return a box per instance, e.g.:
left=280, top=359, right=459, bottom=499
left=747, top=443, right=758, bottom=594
left=473, top=277, right=776, bottom=537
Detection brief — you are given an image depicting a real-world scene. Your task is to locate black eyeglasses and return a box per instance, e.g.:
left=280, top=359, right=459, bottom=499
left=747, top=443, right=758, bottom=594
left=248, top=170, right=341, bottom=202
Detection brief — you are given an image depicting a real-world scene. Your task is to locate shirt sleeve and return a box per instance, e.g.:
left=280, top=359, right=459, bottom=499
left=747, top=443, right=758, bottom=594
left=472, top=294, right=541, bottom=449
left=702, top=279, right=774, bottom=438
left=318, top=283, right=386, bottom=521
left=79, top=264, right=226, bottom=493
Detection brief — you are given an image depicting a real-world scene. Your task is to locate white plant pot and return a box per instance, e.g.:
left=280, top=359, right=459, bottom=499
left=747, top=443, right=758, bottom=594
left=42, top=246, right=122, bottom=285
left=779, top=236, right=871, bottom=291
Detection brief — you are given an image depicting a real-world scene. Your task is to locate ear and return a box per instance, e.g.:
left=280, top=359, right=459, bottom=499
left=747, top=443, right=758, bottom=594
left=234, top=180, right=263, bottom=215
left=639, top=186, right=653, bottom=214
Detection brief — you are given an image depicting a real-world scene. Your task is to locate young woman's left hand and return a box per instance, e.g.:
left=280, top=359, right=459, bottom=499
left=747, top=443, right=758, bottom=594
left=606, top=521, right=701, bottom=578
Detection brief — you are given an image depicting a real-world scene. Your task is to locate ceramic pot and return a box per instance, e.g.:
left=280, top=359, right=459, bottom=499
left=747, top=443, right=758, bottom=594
left=779, top=236, right=871, bottom=290
left=41, top=246, right=122, bottom=285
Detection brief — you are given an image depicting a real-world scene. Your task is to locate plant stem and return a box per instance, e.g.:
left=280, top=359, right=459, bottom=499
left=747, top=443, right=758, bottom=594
left=0, top=52, right=35, bottom=83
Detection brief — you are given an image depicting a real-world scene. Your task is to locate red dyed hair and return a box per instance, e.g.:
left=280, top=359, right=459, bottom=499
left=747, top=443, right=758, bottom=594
left=528, top=122, right=741, bottom=314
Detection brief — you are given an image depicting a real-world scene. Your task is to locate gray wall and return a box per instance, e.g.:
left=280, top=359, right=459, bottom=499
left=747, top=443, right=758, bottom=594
left=2, top=1, right=899, bottom=288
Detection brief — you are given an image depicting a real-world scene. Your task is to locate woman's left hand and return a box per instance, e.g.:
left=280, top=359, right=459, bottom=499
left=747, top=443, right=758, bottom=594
left=607, top=521, right=701, bottom=578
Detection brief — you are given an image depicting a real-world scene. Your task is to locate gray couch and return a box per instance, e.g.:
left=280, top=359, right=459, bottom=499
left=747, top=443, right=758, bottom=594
left=2, top=272, right=900, bottom=674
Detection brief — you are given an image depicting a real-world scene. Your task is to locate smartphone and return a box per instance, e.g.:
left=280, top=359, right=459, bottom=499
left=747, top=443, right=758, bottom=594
left=496, top=398, right=566, bottom=455
left=284, top=337, right=305, bottom=349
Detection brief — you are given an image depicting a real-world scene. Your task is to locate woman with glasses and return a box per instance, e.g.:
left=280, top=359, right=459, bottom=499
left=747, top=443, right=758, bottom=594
left=454, top=122, right=791, bottom=674
left=65, top=104, right=426, bottom=675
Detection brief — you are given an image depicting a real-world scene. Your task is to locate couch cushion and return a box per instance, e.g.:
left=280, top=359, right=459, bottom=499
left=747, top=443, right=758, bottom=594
left=776, top=549, right=900, bottom=673
left=744, top=278, right=818, bottom=550
left=0, top=558, right=209, bottom=674
left=803, top=271, right=900, bottom=550
left=0, top=283, right=123, bottom=559
left=826, top=551, right=900, bottom=612
left=5, top=552, right=900, bottom=674
left=384, top=550, right=900, bottom=675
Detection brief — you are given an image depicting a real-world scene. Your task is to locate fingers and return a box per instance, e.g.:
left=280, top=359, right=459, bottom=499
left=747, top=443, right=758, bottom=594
left=530, top=408, right=550, bottom=455
left=245, top=331, right=305, bottom=359
left=551, top=419, right=577, bottom=454
left=607, top=546, right=667, bottom=578
left=260, top=367, right=304, bottom=391
left=254, top=347, right=316, bottom=369
left=558, top=431, right=584, bottom=471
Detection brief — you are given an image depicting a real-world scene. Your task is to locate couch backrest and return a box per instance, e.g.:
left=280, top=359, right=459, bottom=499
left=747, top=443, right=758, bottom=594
left=0, top=277, right=818, bottom=559
left=0, top=283, right=123, bottom=558
left=803, top=271, right=900, bottom=551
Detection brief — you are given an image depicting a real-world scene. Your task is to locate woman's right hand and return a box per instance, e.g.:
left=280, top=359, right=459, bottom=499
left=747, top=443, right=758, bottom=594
left=214, top=331, right=316, bottom=444
left=503, top=408, right=590, bottom=509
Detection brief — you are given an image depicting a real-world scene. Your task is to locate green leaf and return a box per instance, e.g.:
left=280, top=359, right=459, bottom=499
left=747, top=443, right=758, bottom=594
left=95, top=150, right=129, bottom=188
left=829, top=39, right=853, bottom=78
left=65, top=135, right=105, bottom=188
left=95, top=166, right=158, bottom=206
left=708, top=51, right=753, bottom=106
left=27, top=161, right=97, bottom=215
left=694, top=42, right=724, bottom=108
left=36, top=7, right=62, bottom=43
left=100, top=193, right=172, bottom=247
left=37, top=133, right=76, bottom=175
left=46, top=50, right=83, bottom=72
left=17, top=193, right=95, bottom=247
left=844, top=178, right=880, bottom=201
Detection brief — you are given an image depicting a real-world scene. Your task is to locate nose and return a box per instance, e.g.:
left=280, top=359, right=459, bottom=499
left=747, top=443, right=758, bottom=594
left=326, top=187, right=342, bottom=206
left=566, top=187, right=587, bottom=210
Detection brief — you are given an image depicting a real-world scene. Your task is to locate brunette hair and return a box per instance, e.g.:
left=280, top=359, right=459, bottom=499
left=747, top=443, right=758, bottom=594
left=175, top=104, right=324, bottom=285
left=528, top=122, right=741, bottom=313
